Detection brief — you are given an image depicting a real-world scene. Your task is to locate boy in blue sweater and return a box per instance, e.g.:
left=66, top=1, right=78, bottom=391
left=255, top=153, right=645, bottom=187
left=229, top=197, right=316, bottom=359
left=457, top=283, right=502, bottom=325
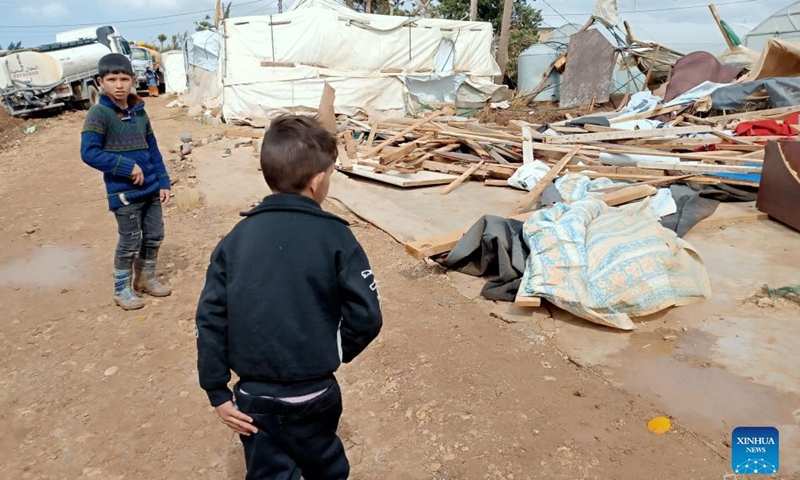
left=80, top=53, right=172, bottom=310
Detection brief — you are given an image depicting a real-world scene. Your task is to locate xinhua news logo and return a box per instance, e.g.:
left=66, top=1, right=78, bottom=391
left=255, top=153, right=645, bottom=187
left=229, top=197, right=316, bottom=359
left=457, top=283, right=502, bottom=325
left=732, top=427, right=779, bottom=475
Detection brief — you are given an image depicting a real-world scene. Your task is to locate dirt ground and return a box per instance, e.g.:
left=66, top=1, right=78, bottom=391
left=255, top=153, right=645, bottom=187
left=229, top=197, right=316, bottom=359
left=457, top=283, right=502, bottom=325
left=0, top=97, right=751, bottom=479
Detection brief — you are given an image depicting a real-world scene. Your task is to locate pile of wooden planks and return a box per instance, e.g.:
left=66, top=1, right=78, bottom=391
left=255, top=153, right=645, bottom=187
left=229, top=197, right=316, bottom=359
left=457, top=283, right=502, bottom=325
left=332, top=104, right=791, bottom=199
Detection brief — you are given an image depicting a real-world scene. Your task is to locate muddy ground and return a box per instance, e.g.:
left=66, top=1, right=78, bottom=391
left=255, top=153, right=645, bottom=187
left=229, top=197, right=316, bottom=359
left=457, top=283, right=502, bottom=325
left=0, top=97, right=760, bottom=479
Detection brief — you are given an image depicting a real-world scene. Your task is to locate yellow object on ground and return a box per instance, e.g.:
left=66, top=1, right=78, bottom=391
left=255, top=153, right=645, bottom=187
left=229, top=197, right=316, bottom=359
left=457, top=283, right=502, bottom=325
left=647, top=416, right=672, bottom=434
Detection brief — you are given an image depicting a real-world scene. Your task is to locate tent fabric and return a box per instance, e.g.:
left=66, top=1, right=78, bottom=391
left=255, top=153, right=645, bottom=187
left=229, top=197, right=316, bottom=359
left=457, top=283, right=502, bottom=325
left=162, top=51, right=187, bottom=94
left=742, top=38, right=800, bottom=81
left=711, top=77, right=800, bottom=110
left=219, top=0, right=501, bottom=122
left=661, top=52, right=740, bottom=104
left=518, top=199, right=712, bottom=330
left=185, top=30, right=221, bottom=72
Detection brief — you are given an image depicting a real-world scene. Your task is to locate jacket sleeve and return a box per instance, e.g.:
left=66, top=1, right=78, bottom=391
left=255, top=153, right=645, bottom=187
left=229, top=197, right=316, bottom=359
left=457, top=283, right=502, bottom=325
left=338, top=244, right=383, bottom=363
left=80, top=108, right=136, bottom=178
left=146, top=119, right=171, bottom=190
left=196, top=240, right=232, bottom=407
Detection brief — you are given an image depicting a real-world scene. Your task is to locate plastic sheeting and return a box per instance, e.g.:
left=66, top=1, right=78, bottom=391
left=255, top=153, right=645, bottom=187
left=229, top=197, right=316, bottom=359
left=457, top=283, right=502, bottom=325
left=220, top=0, right=502, bottom=123
left=162, top=51, right=187, bottom=94
left=711, top=77, right=800, bottom=110
left=185, top=30, right=220, bottom=72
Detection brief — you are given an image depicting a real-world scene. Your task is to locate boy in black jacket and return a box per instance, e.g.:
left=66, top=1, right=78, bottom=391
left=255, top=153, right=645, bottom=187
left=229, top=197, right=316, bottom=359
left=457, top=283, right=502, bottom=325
left=196, top=115, right=382, bottom=480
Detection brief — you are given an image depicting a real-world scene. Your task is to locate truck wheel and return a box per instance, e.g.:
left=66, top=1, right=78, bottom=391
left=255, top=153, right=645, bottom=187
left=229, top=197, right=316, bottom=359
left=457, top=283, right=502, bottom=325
left=82, top=86, right=99, bottom=109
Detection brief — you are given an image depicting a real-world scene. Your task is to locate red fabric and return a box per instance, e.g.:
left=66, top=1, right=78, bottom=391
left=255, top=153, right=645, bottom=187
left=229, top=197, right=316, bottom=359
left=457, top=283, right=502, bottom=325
left=735, top=119, right=797, bottom=137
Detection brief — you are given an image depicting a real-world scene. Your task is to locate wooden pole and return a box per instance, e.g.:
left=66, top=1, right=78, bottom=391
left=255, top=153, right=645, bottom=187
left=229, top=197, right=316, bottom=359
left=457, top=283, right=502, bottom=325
left=495, top=0, right=514, bottom=83
left=709, top=4, right=735, bottom=49
left=469, top=0, right=477, bottom=21
left=513, top=146, right=581, bottom=214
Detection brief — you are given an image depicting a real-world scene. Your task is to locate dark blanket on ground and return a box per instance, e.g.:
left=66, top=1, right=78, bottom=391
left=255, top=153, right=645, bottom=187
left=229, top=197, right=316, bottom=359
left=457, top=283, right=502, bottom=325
left=661, top=183, right=758, bottom=237
left=437, top=215, right=529, bottom=302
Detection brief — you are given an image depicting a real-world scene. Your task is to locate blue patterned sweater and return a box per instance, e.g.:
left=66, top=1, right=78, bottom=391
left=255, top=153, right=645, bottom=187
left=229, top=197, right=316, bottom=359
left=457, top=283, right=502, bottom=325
left=80, top=94, right=171, bottom=210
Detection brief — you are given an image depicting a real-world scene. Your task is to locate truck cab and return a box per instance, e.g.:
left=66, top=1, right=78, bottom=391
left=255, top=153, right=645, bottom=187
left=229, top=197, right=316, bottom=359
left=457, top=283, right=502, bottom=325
left=130, top=46, right=165, bottom=94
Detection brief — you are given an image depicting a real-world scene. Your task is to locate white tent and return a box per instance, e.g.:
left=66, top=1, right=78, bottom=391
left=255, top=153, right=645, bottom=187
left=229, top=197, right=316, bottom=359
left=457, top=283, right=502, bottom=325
left=162, top=51, right=187, bottom=94
left=219, top=0, right=503, bottom=123
left=744, top=1, right=800, bottom=52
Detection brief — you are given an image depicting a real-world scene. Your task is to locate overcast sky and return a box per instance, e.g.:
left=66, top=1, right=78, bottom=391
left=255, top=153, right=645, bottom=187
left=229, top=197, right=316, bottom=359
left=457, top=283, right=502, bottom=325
left=0, top=0, right=795, bottom=51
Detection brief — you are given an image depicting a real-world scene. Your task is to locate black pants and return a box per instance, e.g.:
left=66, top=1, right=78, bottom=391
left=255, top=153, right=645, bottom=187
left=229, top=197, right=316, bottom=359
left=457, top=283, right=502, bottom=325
left=233, top=382, right=349, bottom=480
left=112, top=194, right=164, bottom=270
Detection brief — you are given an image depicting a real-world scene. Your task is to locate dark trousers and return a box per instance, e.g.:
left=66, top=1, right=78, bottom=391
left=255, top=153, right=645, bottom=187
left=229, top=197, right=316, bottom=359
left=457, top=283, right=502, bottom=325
left=233, top=382, right=349, bottom=480
left=112, top=195, right=164, bottom=270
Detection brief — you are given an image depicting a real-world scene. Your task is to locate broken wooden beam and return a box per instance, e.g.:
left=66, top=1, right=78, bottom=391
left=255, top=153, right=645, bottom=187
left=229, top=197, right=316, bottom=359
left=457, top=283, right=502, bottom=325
left=513, top=146, right=581, bottom=214
left=441, top=161, right=485, bottom=195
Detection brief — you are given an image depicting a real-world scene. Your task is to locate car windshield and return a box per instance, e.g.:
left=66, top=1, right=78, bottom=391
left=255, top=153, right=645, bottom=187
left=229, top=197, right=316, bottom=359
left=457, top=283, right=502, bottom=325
left=130, top=49, right=148, bottom=60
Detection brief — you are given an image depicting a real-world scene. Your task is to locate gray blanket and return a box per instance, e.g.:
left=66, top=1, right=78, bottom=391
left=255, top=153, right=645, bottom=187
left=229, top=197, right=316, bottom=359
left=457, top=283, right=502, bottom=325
left=437, top=215, right=528, bottom=302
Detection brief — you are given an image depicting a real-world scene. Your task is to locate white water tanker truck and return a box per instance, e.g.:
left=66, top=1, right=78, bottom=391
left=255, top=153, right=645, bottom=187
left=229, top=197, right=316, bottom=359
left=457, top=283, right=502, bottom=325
left=0, top=26, right=131, bottom=116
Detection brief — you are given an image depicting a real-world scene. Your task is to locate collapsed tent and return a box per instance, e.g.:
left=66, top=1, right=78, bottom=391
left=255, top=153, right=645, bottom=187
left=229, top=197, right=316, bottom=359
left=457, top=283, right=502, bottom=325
left=219, top=0, right=504, bottom=123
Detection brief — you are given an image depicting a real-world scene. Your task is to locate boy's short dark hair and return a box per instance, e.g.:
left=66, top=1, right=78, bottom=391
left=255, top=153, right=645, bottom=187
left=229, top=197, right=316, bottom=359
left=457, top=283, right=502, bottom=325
left=98, top=53, right=135, bottom=78
left=260, top=115, right=337, bottom=194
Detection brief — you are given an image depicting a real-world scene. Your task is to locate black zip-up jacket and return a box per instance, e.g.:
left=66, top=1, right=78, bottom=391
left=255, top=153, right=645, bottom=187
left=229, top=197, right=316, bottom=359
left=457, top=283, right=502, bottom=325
left=196, top=194, right=383, bottom=407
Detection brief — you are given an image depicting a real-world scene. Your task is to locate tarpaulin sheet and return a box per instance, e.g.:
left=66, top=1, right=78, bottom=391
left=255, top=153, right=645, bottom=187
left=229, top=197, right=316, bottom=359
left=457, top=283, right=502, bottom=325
left=711, top=77, right=800, bottom=110
left=185, top=30, right=220, bottom=72
left=743, top=38, right=800, bottom=81
left=662, top=52, right=740, bottom=104
left=518, top=199, right=711, bottom=330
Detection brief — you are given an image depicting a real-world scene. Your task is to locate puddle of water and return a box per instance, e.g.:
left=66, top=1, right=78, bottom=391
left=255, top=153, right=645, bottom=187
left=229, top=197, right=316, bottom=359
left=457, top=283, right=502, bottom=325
left=700, top=316, right=800, bottom=396
left=0, top=246, right=89, bottom=288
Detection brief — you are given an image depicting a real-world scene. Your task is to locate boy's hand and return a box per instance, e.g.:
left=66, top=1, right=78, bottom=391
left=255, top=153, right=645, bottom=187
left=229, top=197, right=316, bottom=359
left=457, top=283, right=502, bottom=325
left=130, top=164, right=144, bottom=186
left=215, top=401, right=258, bottom=436
left=160, top=189, right=171, bottom=205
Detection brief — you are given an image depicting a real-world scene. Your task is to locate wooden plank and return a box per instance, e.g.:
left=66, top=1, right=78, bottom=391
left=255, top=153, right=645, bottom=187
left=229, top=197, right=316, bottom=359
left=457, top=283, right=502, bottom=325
left=379, top=141, right=418, bottom=164
left=709, top=4, right=737, bottom=49
left=522, top=125, right=534, bottom=165
left=260, top=61, right=296, bottom=67
left=637, top=161, right=762, bottom=174
left=464, top=138, right=491, bottom=158
left=317, top=83, right=337, bottom=134
left=545, top=125, right=717, bottom=144
left=579, top=171, right=758, bottom=187
left=711, top=131, right=755, bottom=146
left=493, top=145, right=523, bottom=161
left=437, top=151, right=485, bottom=163
left=404, top=184, right=659, bottom=260
left=224, top=128, right=264, bottom=139
left=488, top=147, right=511, bottom=165
left=340, top=164, right=458, bottom=187
left=589, top=174, right=698, bottom=192
left=484, top=179, right=512, bottom=187
left=514, top=295, right=542, bottom=308
left=337, top=144, right=352, bottom=169
left=441, top=161, right=485, bottom=195
left=609, top=104, right=683, bottom=123
left=514, top=146, right=582, bottom=214
left=706, top=105, right=800, bottom=122
left=366, top=121, right=378, bottom=147
left=595, top=184, right=657, bottom=205
left=344, top=130, right=357, bottom=159
left=363, top=110, right=446, bottom=158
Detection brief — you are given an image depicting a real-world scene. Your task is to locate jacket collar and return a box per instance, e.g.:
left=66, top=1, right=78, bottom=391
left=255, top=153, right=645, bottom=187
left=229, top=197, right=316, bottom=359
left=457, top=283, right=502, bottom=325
left=241, top=194, right=349, bottom=225
left=99, top=93, right=145, bottom=114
